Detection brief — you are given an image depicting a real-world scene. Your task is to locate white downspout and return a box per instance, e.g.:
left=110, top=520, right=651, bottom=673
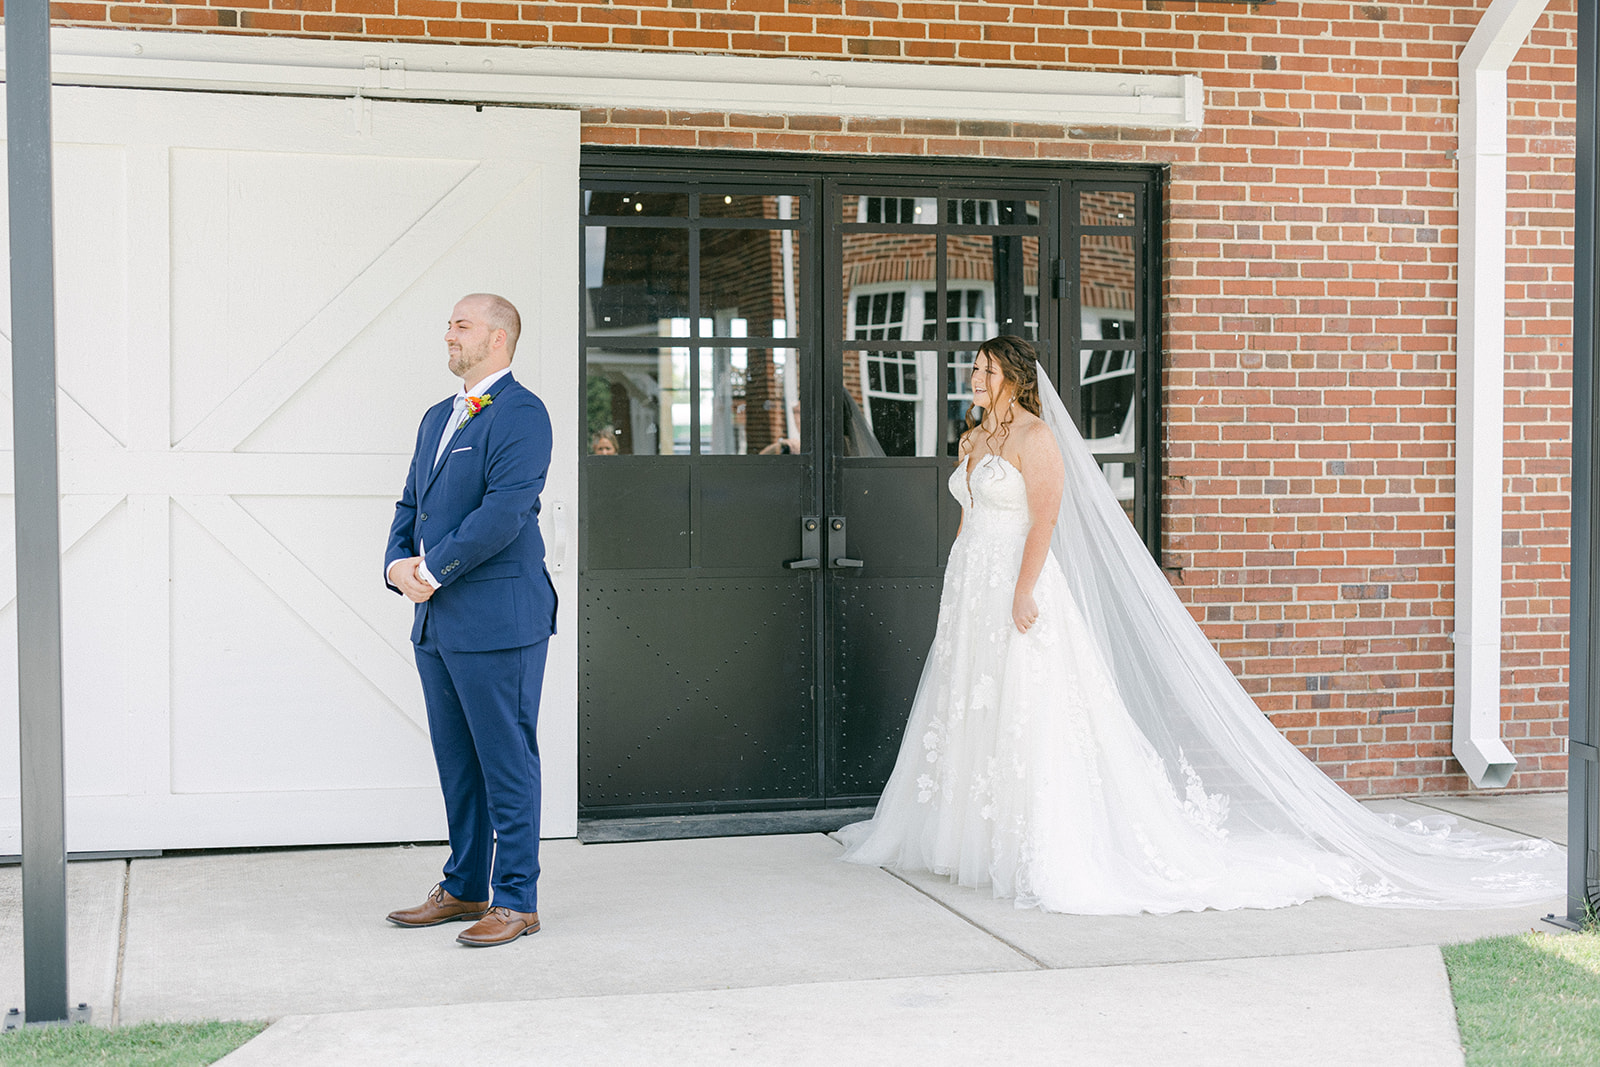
left=1454, top=0, right=1551, bottom=788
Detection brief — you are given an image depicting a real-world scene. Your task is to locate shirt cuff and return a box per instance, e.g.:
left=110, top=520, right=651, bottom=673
left=416, top=558, right=441, bottom=589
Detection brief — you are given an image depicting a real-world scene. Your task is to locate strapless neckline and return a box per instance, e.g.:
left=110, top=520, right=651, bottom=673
left=961, top=452, right=1021, bottom=503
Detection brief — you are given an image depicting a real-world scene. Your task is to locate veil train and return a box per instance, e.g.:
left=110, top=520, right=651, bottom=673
left=1031, top=361, right=1562, bottom=907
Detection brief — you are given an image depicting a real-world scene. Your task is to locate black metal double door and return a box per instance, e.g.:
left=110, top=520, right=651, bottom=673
left=580, top=164, right=1064, bottom=818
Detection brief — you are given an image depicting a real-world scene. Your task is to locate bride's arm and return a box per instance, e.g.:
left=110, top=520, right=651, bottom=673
left=1012, top=421, right=1066, bottom=633
left=955, top=432, right=974, bottom=539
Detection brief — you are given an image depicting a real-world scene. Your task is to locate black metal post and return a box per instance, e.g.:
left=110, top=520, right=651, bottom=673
left=1569, top=0, right=1600, bottom=929
left=5, top=0, right=70, bottom=1021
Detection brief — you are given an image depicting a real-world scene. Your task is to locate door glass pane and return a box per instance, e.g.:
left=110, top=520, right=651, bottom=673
left=699, top=346, right=803, bottom=455
left=943, top=197, right=1040, bottom=225
left=842, top=349, right=937, bottom=457
left=701, top=227, right=794, bottom=340
left=585, top=345, right=691, bottom=456
left=1016, top=235, right=1040, bottom=341
left=1079, top=347, right=1137, bottom=451
left=585, top=226, right=690, bottom=333
left=1079, top=233, right=1138, bottom=337
left=699, top=192, right=803, bottom=221
left=844, top=194, right=937, bottom=224
left=945, top=349, right=978, bottom=457
left=584, top=190, right=690, bottom=217
left=943, top=235, right=997, bottom=341
left=1100, top=461, right=1138, bottom=525
left=843, top=231, right=937, bottom=341
left=1079, top=190, right=1136, bottom=226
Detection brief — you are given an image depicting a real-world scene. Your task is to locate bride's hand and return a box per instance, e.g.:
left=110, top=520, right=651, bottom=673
left=1012, top=589, right=1039, bottom=634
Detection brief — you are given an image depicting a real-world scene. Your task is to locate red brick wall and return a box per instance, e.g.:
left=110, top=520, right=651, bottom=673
left=51, top=0, right=1578, bottom=796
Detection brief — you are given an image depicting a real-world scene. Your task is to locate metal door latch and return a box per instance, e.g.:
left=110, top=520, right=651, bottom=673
left=828, top=517, right=863, bottom=569
left=786, top=516, right=821, bottom=569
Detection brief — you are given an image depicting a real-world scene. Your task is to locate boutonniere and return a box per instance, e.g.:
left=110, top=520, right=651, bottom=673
left=457, top=393, right=492, bottom=428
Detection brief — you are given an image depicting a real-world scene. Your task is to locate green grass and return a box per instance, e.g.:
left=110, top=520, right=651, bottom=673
left=1444, top=926, right=1600, bottom=1066
left=0, top=1020, right=266, bottom=1067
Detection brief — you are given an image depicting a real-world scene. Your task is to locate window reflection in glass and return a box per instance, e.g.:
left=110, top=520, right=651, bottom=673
left=1080, top=346, right=1136, bottom=451
left=748, top=348, right=802, bottom=456
left=585, top=226, right=690, bottom=334
left=697, top=337, right=805, bottom=456
left=842, top=349, right=936, bottom=457
left=944, top=350, right=978, bottom=457
left=1100, top=461, right=1137, bottom=525
left=584, top=190, right=690, bottom=218
left=698, top=193, right=802, bottom=221
left=1080, top=233, right=1138, bottom=335
left=585, top=346, right=691, bottom=456
left=847, top=195, right=937, bottom=224
left=700, top=226, right=791, bottom=341
left=1079, top=190, right=1136, bottom=227
left=946, top=198, right=1039, bottom=225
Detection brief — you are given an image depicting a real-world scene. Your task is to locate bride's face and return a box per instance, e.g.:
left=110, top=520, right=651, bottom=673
left=971, top=352, right=1012, bottom=411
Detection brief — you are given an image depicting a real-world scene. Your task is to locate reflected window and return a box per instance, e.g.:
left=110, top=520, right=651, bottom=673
left=929, top=288, right=992, bottom=342
left=856, top=196, right=936, bottom=224
left=1100, top=461, right=1137, bottom=525
left=947, top=199, right=996, bottom=225
left=584, top=347, right=690, bottom=456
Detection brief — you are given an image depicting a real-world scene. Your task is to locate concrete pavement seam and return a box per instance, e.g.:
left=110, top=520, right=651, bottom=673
left=111, top=859, right=130, bottom=1027
left=884, top=870, right=1048, bottom=970
left=1403, top=799, right=1543, bottom=842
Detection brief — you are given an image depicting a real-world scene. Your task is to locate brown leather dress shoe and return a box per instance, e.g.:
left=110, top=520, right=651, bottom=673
left=385, top=884, right=490, bottom=928
left=456, top=906, right=540, bottom=947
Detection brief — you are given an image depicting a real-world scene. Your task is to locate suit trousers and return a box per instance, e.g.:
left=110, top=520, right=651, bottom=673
left=413, top=626, right=548, bottom=913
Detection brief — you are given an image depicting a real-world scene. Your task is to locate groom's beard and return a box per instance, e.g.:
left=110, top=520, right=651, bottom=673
left=449, top=338, right=490, bottom=379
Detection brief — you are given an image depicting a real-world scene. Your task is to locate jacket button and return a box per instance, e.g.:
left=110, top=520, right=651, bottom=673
left=420, top=513, right=429, bottom=520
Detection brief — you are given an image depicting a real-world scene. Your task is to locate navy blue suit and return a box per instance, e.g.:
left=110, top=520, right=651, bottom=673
left=386, top=372, right=557, bottom=913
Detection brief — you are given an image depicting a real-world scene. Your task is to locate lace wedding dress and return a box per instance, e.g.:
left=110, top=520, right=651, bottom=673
left=838, top=367, right=1564, bottom=914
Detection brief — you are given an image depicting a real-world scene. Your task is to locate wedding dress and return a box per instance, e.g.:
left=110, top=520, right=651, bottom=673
left=838, top=366, right=1564, bottom=914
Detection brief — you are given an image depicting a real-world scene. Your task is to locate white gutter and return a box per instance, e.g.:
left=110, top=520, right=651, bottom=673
left=1454, top=0, right=1551, bottom=788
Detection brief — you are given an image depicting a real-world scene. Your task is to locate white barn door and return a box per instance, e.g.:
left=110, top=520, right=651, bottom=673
left=0, top=87, right=579, bottom=851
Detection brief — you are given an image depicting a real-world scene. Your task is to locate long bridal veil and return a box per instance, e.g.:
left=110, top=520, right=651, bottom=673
left=1034, top=363, right=1563, bottom=908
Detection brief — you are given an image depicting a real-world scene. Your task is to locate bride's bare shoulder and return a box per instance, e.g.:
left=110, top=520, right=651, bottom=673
left=1011, top=413, right=1064, bottom=476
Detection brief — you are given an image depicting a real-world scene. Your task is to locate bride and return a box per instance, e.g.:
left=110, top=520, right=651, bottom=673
left=838, top=336, right=1564, bottom=914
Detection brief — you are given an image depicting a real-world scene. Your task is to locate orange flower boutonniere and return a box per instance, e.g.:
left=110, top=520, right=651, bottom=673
left=456, top=393, right=492, bottom=429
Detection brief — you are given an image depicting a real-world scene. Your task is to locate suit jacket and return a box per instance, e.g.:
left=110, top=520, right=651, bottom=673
left=386, top=373, right=558, bottom=652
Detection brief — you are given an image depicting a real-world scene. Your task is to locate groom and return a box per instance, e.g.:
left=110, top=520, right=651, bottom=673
left=383, top=293, right=557, bottom=947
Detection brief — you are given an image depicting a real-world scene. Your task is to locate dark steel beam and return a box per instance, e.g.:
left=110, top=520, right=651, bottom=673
left=1570, top=0, right=1599, bottom=928
left=5, top=1, right=70, bottom=1022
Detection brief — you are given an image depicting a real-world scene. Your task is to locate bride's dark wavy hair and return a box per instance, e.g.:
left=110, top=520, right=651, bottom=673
left=962, top=335, right=1043, bottom=456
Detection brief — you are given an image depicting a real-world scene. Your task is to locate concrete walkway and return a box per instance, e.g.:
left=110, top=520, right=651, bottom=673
left=0, top=793, right=1569, bottom=1065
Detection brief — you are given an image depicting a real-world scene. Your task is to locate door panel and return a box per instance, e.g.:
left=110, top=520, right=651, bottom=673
left=697, top=461, right=810, bottom=569
left=822, top=179, right=1056, bottom=807
left=584, top=462, right=693, bottom=570
left=581, top=578, right=815, bottom=809
left=0, top=87, right=581, bottom=852
left=580, top=181, right=816, bottom=816
left=826, top=579, right=942, bottom=798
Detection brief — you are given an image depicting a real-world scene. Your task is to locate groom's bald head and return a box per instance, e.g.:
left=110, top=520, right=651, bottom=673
left=461, top=293, right=521, bottom=358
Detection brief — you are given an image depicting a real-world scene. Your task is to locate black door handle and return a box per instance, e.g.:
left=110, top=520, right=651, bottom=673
left=828, top=517, right=864, bottom=569
left=786, top=516, right=821, bottom=569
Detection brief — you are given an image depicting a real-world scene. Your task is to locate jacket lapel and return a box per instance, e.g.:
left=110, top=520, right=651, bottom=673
left=421, top=374, right=516, bottom=499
